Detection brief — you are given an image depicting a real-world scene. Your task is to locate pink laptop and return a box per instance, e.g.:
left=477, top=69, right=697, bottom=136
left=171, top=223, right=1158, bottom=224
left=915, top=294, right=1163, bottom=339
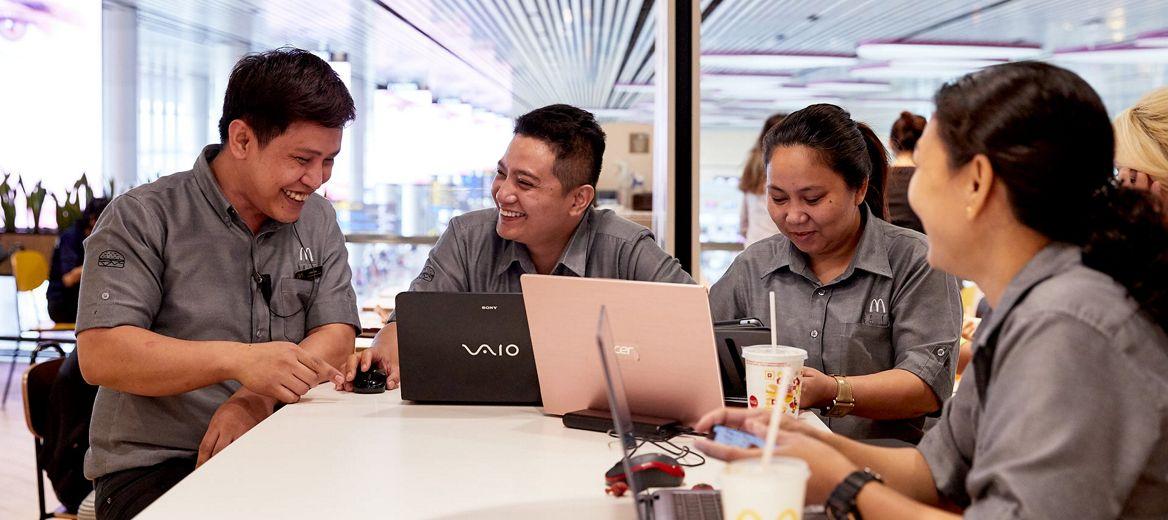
left=520, top=274, right=725, bottom=426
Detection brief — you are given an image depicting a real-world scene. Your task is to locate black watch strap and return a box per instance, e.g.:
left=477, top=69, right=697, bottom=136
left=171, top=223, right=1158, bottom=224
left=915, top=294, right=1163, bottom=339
left=825, top=468, right=883, bottom=520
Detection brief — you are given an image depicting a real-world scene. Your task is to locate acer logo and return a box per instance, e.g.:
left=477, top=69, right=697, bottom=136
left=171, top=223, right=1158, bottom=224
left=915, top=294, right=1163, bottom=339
left=462, top=344, right=520, bottom=357
left=481, top=305, right=498, bottom=310
left=614, top=344, right=639, bottom=361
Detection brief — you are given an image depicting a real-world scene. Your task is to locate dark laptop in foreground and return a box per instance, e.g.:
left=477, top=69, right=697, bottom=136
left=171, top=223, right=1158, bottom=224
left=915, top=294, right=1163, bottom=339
left=395, top=292, right=540, bottom=404
left=595, top=306, right=722, bottom=520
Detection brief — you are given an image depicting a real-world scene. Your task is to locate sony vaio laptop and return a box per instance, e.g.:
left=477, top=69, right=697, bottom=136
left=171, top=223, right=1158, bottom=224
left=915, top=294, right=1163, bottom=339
left=520, top=274, right=724, bottom=426
left=597, top=306, right=722, bottom=520
left=395, top=292, right=540, bottom=404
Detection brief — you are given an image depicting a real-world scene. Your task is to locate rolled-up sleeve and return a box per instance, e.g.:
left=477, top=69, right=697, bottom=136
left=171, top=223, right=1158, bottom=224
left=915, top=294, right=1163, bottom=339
left=889, top=253, right=961, bottom=402
left=305, top=203, right=361, bottom=333
left=76, top=195, right=165, bottom=332
left=386, top=222, right=471, bottom=323
left=916, top=372, right=979, bottom=508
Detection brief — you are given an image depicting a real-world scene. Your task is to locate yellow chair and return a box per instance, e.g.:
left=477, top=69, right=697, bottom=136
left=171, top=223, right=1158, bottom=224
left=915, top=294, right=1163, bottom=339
left=3, top=250, right=74, bottom=407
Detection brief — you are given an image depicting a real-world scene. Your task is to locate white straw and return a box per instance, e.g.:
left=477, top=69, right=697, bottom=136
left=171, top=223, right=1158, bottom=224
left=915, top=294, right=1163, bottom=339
left=761, top=369, right=792, bottom=466
left=769, top=291, right=777, bottom=347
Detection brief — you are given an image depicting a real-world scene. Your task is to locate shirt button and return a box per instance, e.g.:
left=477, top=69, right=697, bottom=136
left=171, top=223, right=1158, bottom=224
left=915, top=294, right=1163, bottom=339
left=810, top=330, right=819, bottom=338
left=935, top=347, right=947, bottom=356
left=817, top=289, right=825, bottom=296
left=100, top=292, right=110, bottom=300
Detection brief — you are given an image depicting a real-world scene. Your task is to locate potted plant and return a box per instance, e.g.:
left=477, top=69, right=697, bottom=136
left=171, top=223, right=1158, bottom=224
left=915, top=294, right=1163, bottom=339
left=0, top=174, right=18, bottom=233
left=21, top=178, right=48, bottom=233
left=52, top=189, right=81, bottom=232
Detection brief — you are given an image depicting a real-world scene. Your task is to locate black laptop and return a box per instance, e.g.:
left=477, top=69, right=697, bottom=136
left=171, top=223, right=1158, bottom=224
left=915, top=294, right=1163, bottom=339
left=713, top=319, right=771, bottom=406
left=395, top=292, right=540, bottom=405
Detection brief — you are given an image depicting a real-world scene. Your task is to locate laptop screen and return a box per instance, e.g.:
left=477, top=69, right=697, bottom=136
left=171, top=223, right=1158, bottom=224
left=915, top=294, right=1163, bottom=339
left=595, top=306, right=646, bottom=518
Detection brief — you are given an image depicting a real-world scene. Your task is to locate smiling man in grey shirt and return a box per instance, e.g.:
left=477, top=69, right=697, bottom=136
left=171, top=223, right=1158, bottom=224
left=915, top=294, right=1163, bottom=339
left=77, top=49, right=360, bottom=520
left=342, top=104, right=693, bottom=389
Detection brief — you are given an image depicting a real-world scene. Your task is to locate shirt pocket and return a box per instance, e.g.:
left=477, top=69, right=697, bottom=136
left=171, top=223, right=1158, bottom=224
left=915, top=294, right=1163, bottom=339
left=273, top=278, right=314, bottom=342
left=840, top=321, right=893, bottom=375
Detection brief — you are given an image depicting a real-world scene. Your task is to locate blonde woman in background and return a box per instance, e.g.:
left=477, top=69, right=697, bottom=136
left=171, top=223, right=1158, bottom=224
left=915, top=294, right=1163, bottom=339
left=1115, top=86, right=1168, bottom=221
left=739, top=113, right=786, bottom=247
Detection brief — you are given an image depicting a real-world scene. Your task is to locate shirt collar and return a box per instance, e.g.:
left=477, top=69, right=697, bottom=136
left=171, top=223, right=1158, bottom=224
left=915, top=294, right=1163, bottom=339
left=970, top=242, right=1081, bottom=353
left=193, top=145, right=235, bottom=225
left=494, top=207, right=593, bottom=278
left=193, top=144, right=286, bottom=234
left=762, top=204, right=892, bottom=281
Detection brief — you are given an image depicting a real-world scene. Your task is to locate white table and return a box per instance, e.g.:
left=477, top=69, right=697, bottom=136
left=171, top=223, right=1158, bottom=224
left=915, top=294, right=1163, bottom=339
left=139, top=387, right=826, bottom=519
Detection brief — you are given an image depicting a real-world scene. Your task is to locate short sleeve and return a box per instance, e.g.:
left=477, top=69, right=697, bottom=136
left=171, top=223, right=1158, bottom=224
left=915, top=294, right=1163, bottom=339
left=889, top=254, right=962, bottom=403
left=76, top=195, right=165, bottom=332
left=386, top=222, right=471, bottom=323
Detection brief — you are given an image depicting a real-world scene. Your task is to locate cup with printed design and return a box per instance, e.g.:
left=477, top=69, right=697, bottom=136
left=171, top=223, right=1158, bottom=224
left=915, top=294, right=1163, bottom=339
left=720, top=457, right=810, bottom=520
left=741, top=345, right=807, bottom=416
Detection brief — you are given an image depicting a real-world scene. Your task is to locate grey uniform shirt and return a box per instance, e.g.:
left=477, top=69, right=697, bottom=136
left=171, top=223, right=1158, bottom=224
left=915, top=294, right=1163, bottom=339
left=78, top=145, right=361, bottom=479
left=709, top=208, right=961, bottom=443
left=917, top=243, right=1168, bottom=519
left=392, top=206, right=694, bottom=314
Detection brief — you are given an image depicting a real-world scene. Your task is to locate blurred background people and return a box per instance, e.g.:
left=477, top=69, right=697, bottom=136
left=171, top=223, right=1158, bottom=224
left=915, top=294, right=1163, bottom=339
left=46, top=197, right=109, bottom=323
left=1114, top=86, right=1168, bottom=222
left=739, top=113, right=786, bottom=247
left=885, top=111, right=927, bottom=233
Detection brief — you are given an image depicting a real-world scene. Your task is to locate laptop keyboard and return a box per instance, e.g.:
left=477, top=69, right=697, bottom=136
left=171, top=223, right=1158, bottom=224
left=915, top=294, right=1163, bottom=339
left=670, top=492, right=722, bottom=520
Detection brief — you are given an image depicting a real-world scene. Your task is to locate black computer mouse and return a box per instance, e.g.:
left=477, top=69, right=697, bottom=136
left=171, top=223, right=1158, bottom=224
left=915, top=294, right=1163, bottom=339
left=352, top=367, right=387, bottom=394
left=605, top=453, right=685, bottom=489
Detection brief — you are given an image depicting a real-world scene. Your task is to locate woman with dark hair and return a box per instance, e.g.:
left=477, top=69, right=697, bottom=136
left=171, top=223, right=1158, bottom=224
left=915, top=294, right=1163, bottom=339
left=885, top=111, right=927, bottom=232
left=697, top=62, right=1168, bottom=519
left=709, top=104, right=961, bottom=444
left=739, top=113, right=786, bottom=247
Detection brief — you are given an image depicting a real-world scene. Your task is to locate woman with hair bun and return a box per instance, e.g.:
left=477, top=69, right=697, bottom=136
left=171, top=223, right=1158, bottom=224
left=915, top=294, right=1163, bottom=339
left=886, top=111, right=927, bottom=232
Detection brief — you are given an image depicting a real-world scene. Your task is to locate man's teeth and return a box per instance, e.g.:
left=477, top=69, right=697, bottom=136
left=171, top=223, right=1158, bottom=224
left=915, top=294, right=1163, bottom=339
left=282, top=190, right=308, bottom=202
left=500, top=209, right=526, bottom=218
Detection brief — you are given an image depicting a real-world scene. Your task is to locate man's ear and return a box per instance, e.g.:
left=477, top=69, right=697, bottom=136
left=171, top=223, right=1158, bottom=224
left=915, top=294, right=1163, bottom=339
left=569, top=185, right=596, bottom=217
left=226, top=119, right=255, bottom=159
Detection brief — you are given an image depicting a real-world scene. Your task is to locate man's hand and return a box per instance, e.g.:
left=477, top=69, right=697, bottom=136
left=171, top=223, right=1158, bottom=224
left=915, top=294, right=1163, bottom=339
left=234, top=341, right=343, bottom=403
left=338, top=343, right=399, bottom=392
left=196, top=389, right=274, bottom=467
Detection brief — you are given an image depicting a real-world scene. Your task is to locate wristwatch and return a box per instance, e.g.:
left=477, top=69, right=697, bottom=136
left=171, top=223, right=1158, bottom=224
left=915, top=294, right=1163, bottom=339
left=825, top=468, right=883, bottom=520
left=823, top=375, right=854, bottom=417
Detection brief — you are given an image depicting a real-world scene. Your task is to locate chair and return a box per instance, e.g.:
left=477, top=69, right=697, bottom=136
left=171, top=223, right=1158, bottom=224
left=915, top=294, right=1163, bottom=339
left=2, top=250, right=74, bottom=407
left=23, top=357, right=71, bottom=519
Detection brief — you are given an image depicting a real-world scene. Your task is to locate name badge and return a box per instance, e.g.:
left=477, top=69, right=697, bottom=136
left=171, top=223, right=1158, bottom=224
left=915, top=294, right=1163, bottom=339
left=295, top=265, right=323, bottom=281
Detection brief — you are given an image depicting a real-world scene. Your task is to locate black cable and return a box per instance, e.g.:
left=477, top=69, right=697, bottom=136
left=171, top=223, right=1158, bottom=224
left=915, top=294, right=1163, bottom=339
left=606, top=430, right=707, bottom=468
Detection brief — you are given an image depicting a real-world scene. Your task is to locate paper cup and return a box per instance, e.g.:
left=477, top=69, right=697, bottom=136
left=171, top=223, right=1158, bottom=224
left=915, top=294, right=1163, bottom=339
left=721, top=457, right=810, bottom=520
left=741, top=345, right=807, bottom=416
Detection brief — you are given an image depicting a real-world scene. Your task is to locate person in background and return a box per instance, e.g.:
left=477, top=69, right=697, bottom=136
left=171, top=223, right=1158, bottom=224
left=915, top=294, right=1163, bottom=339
left=885, top=111, right=927, bottom=233
left=341, top=104, right=694, bottom=391
left=739, top=113, right=786, bottom=247
left=698, top=61, right=1168, bottom=520
left=709, top=104, right=961, bottom=444
left=46, top=197, right=109, bottom=324
left=1114, top=85, right=1168, bottom=223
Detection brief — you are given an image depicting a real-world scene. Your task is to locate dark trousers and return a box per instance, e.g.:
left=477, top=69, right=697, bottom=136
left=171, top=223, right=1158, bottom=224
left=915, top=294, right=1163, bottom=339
left=95, top=458, right=195, bottom=520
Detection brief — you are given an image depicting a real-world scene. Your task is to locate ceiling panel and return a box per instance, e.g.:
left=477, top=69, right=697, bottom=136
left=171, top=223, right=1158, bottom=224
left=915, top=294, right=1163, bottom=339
left=115, top=0, right=1168, bottom=124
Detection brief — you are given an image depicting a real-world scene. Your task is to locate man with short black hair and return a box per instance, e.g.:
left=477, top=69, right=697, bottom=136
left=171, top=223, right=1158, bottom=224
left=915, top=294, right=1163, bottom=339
left=341, top=104, right=693, bottom=390
left=76, top=48, right=361, bottom=520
